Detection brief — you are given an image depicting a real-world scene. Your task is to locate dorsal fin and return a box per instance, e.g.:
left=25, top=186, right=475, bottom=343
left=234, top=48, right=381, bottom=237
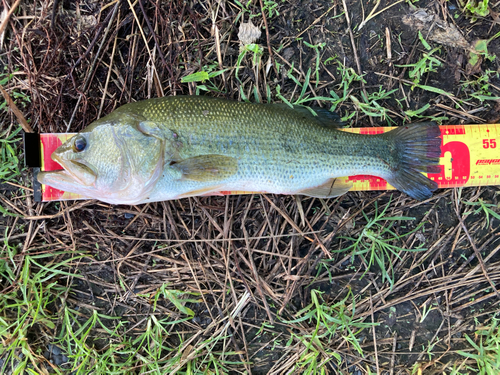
left=272, top=103, right=344, bottom=128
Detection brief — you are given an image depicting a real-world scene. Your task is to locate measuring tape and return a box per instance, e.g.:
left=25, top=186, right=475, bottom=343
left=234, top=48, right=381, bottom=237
left=32, top=125, right=500, bottom=202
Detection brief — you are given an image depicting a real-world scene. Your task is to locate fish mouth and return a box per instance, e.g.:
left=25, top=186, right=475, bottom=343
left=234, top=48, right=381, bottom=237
left=51, top=154, right=97, bottom=186
left=37, top=169, right=81, bottom=192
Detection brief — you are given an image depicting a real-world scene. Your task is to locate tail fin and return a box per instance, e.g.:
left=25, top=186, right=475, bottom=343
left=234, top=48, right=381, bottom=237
left=384, top=122, right=441, bottom=201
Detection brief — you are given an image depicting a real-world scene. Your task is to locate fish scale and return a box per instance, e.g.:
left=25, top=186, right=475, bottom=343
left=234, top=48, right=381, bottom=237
left=135, top=97, right=392, bottom=196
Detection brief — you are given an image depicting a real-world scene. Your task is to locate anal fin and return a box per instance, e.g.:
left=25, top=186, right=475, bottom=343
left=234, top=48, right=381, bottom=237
left=297, top=178, right=353, bottom=198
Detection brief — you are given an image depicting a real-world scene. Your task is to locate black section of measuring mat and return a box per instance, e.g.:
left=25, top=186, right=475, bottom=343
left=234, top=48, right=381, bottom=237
left=23, top=132, right=42, bottom=202
left=33, top=168, right=42, bottom=202
left=23, top=132, right=41, bottom=168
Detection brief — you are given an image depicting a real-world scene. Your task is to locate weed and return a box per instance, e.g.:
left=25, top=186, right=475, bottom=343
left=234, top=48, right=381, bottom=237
left=256, top=321, right=275, bottom=336
left=275, top=57, right=372, bottom=123
left=350, top=87, right=397, bottom=121
left=403, top=103, right=449, bottom=123
left=303, top=41, right=326, bottom=88
left=397, top=47, right=442, bottom=88
left=0, top=233, right=243, bottom=374
left=424, top=337, right=441, bottom=360
left=235, top=0, right=282, bottom=20
left=236, top=42, right=264, bottom=90
left=395, top=32, right=456, bottom=97
left=334, top=198, right=427, bottom=288
left=0, top=240, right=82, bottom=374
left=458, top=0, right=490, bottom=21
left=334, top=60, right=366, bottom=111
left=262, top=0, right=281, bottom=18
left=456, top=317, right=500, bottom=374
left=467, top=30, right=499, bottom=75
left=282, top=289, right=375, bottom=373
left=0, top=127, right=24, bottom=186
left=276, top=64, right=344, bottom=116
left=0, top=67, right=31, bottom=111
left=181, top=64, right=228, bottom=94
left=54, top=286, right=241, bottom=373
left=234, top=0, right=253, bottom=21
left=420, top=301, right=438, bottom=323
left=0, top=68, right=30, bottom=190
left=464, top=198, right=500, bottom=227
left=153, top=283, right=201, bottom=317
left=461, top=69, right=500, bottom=103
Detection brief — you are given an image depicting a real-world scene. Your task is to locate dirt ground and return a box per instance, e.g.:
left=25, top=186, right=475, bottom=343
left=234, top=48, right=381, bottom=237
left=1, top=0, right=500, bottom=374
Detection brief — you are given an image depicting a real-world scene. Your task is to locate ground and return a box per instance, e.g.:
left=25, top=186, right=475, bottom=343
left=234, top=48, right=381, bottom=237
left=1, top=0, right=500, bottom=374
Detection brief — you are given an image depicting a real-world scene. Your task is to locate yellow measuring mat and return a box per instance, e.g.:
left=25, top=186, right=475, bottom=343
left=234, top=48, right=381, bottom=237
left=30, top=125, right=499, bottom=202
left=429, top=124, right=499, bottom=188
left=341, top=124, right=500, bottom=191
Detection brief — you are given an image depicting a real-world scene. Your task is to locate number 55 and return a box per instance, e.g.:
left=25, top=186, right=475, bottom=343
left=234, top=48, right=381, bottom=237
left=483, top=139, right=497, bottom=149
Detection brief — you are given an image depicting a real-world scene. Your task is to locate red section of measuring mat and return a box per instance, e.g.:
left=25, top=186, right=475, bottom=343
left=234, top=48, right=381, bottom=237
left=427, top=141, right=470, bottom=187
left=358, top=127, right=385, bottom=135
left=348, top=175, right=388, bottom=190
left=40, top=134, right=65, bottom=201
left=439, top=125, right=466, bottom=135
left=41, top=134, right=63, bottom=171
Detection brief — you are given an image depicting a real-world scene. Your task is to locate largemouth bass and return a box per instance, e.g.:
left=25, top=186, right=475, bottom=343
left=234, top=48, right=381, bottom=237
left=38, top=96, right=441, bottom=204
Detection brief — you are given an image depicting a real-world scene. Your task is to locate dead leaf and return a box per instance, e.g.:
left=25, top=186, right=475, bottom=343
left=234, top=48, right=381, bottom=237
left=431, top=22, right=471, bottom=50
left=238, top=20, right=261, bottom=46
left=402, top=8, right=471, bottom=50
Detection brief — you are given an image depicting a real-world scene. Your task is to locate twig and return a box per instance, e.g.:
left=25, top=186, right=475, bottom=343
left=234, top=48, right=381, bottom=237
left=67, top=3, right=119, bottom=78
left=51, top=0, right=60, bottom=29
left=0, top=0, right=21, bottom=44
left=295, top=3, right=337, bottom=39
left=137, top=0, right=172, bottom=78
left=24, top=200, right=97, bottom=220
left=369, top=293, right=380, bottom=374
left=341, top=0, right=374, bottom=126
left=0, top=192, right=24, bottom=215
left=98, top=10, right=120, bottom=118
left=453, top=189, right=500, bottom=299
left=358, top=0, right=405, bottom=30
left=0, top=84, right=33, bottom=132
left=258, top=0, right=278, bottom=77
left=246, top=242, right=275, bottom=323
left=126, top=0, right=163, bottom=98
left=390, top=333, right=397, bottom=375
left=67, top=1, right=120, bottom=130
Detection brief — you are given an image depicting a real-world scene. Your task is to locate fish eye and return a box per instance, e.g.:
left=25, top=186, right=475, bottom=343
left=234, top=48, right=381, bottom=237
left=73, top=136, right=87, bottom=152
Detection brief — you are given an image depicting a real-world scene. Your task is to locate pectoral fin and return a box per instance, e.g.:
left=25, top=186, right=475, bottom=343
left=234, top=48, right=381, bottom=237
left=170, top=155, right=238, bottom=182
left=297, top=178, right=353, bottom=198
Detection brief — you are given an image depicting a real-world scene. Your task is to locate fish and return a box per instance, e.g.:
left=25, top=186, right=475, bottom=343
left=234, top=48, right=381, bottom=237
left=37, top=95, right=442, bottom=204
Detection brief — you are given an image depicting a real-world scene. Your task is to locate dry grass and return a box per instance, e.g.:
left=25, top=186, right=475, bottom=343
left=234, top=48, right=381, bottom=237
left=1, top=0, right=500, bottom=374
